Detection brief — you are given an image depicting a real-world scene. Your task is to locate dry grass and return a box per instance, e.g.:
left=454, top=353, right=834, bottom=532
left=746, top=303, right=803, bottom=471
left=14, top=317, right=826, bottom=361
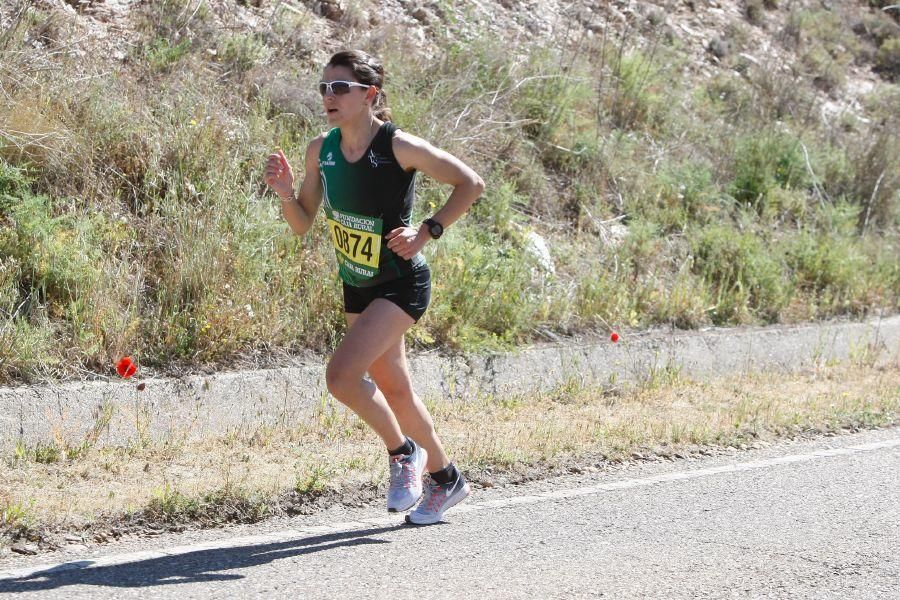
left=1, top=360, right=897, bottom=541
left=1, top=1, right=899, bottom=380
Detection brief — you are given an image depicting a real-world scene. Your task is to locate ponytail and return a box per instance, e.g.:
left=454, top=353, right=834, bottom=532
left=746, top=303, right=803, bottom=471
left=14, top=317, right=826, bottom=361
left=374, top=88, right=392, bottom=122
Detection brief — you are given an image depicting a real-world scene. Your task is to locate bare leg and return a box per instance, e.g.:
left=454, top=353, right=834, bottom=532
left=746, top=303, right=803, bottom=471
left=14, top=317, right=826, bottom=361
left=358, top=324, right=451, bottom=473
left=325, top=299, right=416, bottom=451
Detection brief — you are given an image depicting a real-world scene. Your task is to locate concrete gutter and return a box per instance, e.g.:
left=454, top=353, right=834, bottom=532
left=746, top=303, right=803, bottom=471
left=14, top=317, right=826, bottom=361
left=1, top=316, right=897, bottom=448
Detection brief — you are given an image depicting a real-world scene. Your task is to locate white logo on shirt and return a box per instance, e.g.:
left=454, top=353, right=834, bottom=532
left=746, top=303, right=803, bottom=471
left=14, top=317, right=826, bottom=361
left=320, top=151, right=336, bottom=167
left=368, top=150, right=392, bottom=168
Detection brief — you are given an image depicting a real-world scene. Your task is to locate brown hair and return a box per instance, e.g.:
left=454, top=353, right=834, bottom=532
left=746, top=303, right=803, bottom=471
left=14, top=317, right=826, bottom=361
left=326, top=50, right=392, bottom=122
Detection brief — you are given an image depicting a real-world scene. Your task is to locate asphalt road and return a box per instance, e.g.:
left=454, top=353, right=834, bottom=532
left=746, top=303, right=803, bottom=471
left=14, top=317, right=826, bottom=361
left=1, top=429, right=898, bottom=599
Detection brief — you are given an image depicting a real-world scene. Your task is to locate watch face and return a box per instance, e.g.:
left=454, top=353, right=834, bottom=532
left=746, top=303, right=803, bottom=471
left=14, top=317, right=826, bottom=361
left=426, top=219, right=443, bottom=238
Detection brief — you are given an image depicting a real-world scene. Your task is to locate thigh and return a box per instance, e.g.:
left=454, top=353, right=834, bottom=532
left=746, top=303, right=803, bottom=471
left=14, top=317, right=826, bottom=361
left=331, top=299, right=415, bottom=377
left=345, top=312, right=412, bottom=395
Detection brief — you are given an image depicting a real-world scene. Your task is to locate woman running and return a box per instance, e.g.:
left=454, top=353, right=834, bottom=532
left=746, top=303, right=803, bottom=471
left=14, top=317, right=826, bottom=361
left=264, top=50, right=484, bottom=525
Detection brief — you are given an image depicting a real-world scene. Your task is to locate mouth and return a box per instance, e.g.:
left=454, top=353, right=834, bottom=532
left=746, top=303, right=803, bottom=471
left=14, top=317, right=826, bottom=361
left=326, top=108, right=338, bottom=115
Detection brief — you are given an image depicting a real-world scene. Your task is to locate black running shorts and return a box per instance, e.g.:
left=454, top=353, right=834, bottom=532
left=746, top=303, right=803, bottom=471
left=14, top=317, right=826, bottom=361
left=342, top=264, right=431, bottom=322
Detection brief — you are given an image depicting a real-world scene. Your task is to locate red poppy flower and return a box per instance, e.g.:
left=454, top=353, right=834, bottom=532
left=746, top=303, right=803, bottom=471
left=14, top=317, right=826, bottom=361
left=610, top=332, right=620, bottom=343
left=115, top=356, right=137, bottom=378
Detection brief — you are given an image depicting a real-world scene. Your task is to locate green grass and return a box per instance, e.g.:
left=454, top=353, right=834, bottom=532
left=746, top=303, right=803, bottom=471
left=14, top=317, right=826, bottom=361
left=0, top=2, right=897, bottom=381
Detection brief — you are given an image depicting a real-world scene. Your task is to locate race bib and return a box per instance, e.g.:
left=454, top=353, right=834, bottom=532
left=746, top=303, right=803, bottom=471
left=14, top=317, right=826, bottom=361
left=326, top=209, right=382, bottom=279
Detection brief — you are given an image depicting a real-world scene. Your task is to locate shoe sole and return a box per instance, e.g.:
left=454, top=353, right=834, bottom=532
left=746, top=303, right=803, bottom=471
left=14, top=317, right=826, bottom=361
left=404, top=482, right=471, bottom=525
left=387, top=447, right=428, bottom=513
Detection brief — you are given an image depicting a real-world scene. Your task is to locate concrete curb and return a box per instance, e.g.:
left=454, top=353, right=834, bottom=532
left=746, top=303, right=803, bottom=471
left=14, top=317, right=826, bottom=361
left=1, top=316, right=897, bottom=448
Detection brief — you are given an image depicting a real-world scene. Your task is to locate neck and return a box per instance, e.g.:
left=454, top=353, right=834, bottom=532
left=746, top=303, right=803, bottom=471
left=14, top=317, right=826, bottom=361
left=340, top=114, right=382, bottom=153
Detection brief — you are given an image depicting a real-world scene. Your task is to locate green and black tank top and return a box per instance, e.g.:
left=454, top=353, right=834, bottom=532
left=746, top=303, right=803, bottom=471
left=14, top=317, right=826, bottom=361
left=318, top=122, right=425, bottom=288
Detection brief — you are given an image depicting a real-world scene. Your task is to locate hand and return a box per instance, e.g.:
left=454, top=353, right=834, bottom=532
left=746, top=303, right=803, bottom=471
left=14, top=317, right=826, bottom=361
left=385, top=226, right=428, bottom=260
left=264, top=149, right=295, bottom=201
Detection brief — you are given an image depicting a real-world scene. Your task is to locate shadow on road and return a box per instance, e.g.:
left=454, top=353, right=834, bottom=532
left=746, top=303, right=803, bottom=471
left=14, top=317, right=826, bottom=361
left=0, top=525, right=400, bottom=593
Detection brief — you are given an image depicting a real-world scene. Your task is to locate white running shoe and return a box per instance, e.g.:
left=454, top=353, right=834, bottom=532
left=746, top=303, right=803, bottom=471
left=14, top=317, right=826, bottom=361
left=405, top=472, right=471, bottom=525
left=386, top=439, right=427, bottom=513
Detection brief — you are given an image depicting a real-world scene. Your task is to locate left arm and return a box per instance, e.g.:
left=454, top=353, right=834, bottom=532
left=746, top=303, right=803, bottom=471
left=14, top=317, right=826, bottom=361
left=385, top=131, right=485, bottom=260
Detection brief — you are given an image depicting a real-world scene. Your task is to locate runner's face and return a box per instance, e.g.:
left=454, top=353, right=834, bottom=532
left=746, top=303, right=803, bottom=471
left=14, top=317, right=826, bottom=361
left=321, top=65, right=372, bottom=125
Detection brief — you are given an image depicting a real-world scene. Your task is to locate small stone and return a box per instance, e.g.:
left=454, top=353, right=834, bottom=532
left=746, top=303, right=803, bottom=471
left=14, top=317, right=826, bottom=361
left=317, top=0, right=343, bottom=21
left=411, top=7, right=431, bottom=23
left=646, top=8, right=666, bottom=26
left=11, top=543, right=38, bottom=555
left=708, top=36, right=730, bottom=59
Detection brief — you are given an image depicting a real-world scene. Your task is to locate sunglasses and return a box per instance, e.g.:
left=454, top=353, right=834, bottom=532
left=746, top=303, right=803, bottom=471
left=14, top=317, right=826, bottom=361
left=318, top=80, right=371, bottom=96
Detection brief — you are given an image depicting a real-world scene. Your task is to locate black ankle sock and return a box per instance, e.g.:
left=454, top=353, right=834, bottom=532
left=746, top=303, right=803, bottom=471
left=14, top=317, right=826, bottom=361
left=388, top=438, right=413, bottom=456
left=430, top=463, right=458, bottom=485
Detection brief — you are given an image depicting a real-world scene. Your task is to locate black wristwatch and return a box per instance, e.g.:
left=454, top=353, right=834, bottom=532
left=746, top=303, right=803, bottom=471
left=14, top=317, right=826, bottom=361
left=423, top=218, right=444, bottom=239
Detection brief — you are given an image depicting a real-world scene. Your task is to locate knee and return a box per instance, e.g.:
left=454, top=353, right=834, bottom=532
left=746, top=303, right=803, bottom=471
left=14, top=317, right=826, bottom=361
left=325, top=360, right=358, bottom=401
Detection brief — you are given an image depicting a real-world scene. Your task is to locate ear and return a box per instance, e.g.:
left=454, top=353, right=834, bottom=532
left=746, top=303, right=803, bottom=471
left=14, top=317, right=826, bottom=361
left=367, top=86, right=379, bottom=103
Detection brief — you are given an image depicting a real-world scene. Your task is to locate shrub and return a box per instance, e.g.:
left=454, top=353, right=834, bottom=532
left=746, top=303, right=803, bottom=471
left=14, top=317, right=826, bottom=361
left=875, top=38, right=900, bottom=81
left=690, top=225, right=789, bottom=323
left=425, top=224, right=543, bottom=349
left=648, top=161, right=722, bottom=231
left=727, top=130, right=811, bottom=213
left=785, top=8, right=860, bottom=91
left=746, top=0, right=765, bottom=26
left=600, top=50, right=670, bottom=132
left=785, top=231, right=864, bottom=310
left=144, top=37, right=191, bottom=73
left=217, top=33, right=271, bottom=78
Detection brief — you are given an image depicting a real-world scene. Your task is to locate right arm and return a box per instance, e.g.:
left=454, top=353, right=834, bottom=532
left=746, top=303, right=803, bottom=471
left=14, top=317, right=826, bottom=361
left=264, top=136, right=325, bottom=235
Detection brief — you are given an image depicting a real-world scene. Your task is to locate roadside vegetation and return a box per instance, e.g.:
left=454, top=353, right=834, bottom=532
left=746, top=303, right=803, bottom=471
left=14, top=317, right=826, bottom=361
left=2, top=357, right=897, bottom=549
left=0, top=0, right=896, bottom=382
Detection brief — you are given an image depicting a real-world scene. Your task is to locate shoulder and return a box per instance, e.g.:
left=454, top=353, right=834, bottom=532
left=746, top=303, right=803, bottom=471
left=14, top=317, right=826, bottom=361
left=305, top=133, right=329, bottom=157
left=391, top=129, right=430, bottom=152
left=310, top=131, right=332, bottom=149
left=391, top=129, right=437, bottom=169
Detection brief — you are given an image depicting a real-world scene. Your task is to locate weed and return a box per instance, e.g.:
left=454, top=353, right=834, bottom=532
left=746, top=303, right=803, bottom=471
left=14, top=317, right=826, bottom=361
left=295, top=465, right=330, bottom=495
left=149, top=481, right=199, bottom=519
left=638, top=357, right=683, bottom=392
left=848, top=337, right=878, bottom=368
left=1, top=497, right=34, bottom=536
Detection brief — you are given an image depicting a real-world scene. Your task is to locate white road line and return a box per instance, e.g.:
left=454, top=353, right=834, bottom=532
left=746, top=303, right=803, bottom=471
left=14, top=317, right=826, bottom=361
left=1, top=437, right=898, bottom=582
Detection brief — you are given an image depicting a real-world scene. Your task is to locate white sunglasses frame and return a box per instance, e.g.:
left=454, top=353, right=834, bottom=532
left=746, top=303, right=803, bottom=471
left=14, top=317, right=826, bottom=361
left=318, top=80, right=372, bottom=96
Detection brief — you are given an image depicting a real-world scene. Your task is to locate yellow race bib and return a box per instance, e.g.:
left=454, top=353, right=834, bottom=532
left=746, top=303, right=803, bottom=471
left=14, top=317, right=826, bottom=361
left=325, top=209, right=383, bottom=283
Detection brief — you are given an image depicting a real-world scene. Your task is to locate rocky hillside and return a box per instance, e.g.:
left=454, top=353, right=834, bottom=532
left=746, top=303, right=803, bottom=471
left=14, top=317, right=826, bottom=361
left=0, top=0, right=898, bottom=382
